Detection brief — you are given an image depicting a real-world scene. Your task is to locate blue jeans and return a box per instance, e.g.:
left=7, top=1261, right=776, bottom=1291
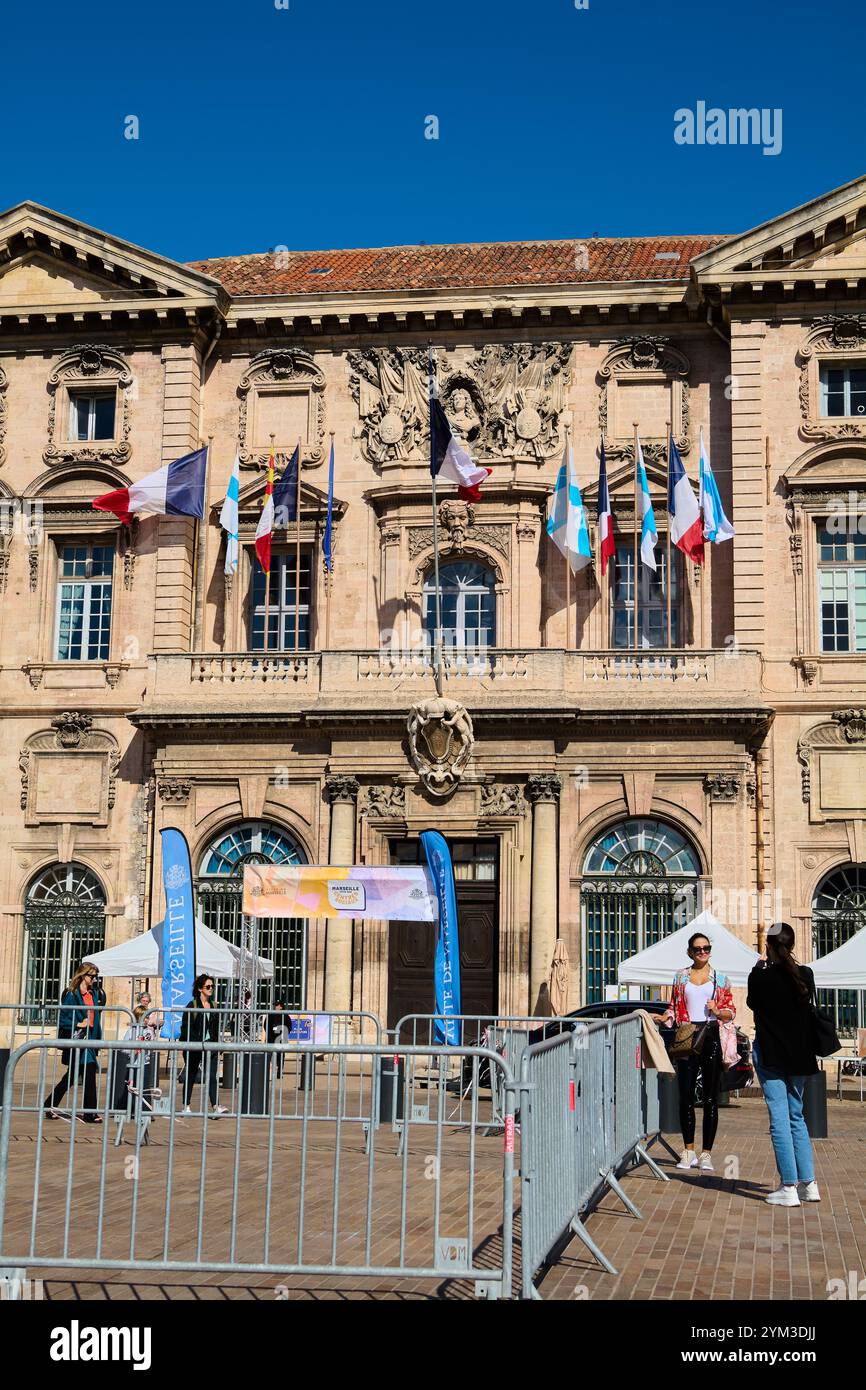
left=753, top=1042, right=815, bottom=1186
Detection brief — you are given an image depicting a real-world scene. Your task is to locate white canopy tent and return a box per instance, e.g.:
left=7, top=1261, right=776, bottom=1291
left=809, top=925, right=866, bottom=989
left=617, top=909, right=760, bottom=989
left=85, top=917, right=274, bottom=981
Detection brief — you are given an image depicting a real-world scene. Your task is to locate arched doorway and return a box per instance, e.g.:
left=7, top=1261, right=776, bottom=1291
left=23, top=863, right=106, bottom=1019
left=580, top=818, right=701, bottom=1003
left=197, top=820, right=307, bottom=1009
left=812, top=863, right=866, bottom=1036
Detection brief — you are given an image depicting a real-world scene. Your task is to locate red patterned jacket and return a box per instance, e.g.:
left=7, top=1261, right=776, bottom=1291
left=663, top=969, right=736, bottom=1025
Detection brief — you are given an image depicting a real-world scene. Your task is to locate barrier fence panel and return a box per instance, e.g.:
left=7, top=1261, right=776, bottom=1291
left=0, top=1004, right=137, bottom=1113
left=520, top=1013, right=668, bottom=1298
left=0, top=1039, right=516, bottom=1299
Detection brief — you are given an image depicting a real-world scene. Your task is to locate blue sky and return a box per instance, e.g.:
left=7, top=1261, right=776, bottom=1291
left=2, top=0, right=864, bottom=263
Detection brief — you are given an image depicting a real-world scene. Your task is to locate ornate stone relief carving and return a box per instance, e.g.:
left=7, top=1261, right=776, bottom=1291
left=0, top=364, right=6, bottom=467
left=525, top=773, right=562, bottom=804
left=43, top=345, right=133, bottom=466
left=598, top=336, right=691, bottom=462
left=480, top=783, right=526, bottom=818
left=238, top=349, right=327, bottom=468
left=797, top=315, right=866, bottom=443
left=364, top=784, right=407, bottom=818
left=324, top=774, right=360, bottom=804
left=19, top=711, right=119, bottom=823
left=408, top=514, right=510, bottom=562
left=158, top=778, right=192, bottom=805
left=793, top=658, right=819, bottom=687
left=797, top=711, right=866, bottom=804
left=407, top=697, right=474, bottom=797
left=704, top=773, right=741, bottom=802
left=832, top=708, right=866, bottom=742
left=348, top=348, right=429, bottom=464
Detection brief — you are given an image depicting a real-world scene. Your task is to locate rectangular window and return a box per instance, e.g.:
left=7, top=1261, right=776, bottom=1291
left=55, top=544, right=114, bottom=661
left=68, top=393, right=116, bottom=441
left=251, top=551, right=312, bottom=651
left=819, top=366, right=866, bottom=419
left=818, top=526, right=866, bottom=652
left=610, top=544, right=679, bottom=648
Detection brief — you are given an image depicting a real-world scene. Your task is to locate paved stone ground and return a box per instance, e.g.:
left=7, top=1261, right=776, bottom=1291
left=1, top=1092, right=863, bottom=1301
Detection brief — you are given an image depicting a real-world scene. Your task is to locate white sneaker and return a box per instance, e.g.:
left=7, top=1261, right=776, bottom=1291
left=182, top=1106, right=192, bottom=1115
left=798, top=1180, right=820, bottom=1202
left=765, top=1185, right=801, bottom=1206
left=698, top=1152, right=714, bottom=1172
left=676, top=1150, right=698, bottom=1170
left=211, top=1105, right=228, bottom=1117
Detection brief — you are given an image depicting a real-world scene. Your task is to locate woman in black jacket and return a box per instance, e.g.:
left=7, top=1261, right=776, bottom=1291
left=180, top=974, right=226, bottom=1116
left=747, top=922, right=819, bottom=1208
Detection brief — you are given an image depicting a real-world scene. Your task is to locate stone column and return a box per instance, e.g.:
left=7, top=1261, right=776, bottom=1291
left=324, top=775, right=359, bottom=1013
left=527, top=774, right=562, bottom=1014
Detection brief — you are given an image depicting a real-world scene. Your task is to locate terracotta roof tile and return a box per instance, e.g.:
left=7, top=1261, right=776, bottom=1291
left=187, top=235, right=729, bottom=297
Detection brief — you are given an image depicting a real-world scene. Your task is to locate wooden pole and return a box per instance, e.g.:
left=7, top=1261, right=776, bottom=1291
left=665, top=420, right=672, bottom=649
left=294, top=435, right=302, bottom=652
left=633, top=423, right=640, bottom=653
left=325, top=430, right=334, bottom=650
left=264, top=434, right=274, bottom=652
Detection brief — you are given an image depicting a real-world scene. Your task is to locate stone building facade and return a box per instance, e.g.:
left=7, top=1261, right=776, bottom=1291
left=0, top=178, right=864, bottom=1036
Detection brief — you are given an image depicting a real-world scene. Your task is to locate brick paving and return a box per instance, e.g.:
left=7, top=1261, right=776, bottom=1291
left=0, top=1092, right=863, bottom=1300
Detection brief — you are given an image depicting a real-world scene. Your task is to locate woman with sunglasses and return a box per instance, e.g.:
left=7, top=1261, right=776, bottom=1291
left=180, top=974, right=227, bottom=1116
left=657, top=932, right=736, bottom=1172
left=43, top=962, right=104, bottom=1122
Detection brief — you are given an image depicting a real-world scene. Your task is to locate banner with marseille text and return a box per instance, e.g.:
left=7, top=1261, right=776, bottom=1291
left=420, top=829, right=462, bottom=1045
left=242, top=863, right=437, bottom=922
left=159, top=828, right=197, bottom=1040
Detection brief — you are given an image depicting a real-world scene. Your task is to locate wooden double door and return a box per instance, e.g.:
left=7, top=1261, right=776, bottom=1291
left=387, top=840, right=498, bottom=1032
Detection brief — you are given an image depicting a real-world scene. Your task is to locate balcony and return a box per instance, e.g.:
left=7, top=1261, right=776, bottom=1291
left=133, top=647, right=768, bottom=730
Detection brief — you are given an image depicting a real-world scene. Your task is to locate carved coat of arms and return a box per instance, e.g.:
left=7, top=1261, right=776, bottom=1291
left=407, top=697, right=475, bottom=797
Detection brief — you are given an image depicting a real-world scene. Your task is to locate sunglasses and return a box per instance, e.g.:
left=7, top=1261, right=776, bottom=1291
left=692, top=946, right=711, bottom=954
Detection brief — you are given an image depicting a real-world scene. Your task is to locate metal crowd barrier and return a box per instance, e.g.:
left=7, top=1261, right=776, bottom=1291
left=0, top=1038, right=517, bottom=1299
left=0, top=1004, right=137, bottom=1112
left=519, top=1014, right=668, bottom=1298
left=390, top=1013, right=573, bottom=1145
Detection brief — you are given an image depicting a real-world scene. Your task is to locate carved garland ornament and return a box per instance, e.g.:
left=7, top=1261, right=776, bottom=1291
left=44, top=345, right=133, bottom=467
left=704, top=773, right=741, bottom=802
left=598, top=336, right=691, bottom=463
left=19, top=711, right=120, bottom=815
left=238, top=349, right=327, bottom=469
left=796, top=710, right=866, bottom=803
left=407, top=697, right=475, bottom=798
left=408, top=513, right=510, bottom=562
left=0, top=364, right=6, bottom=467
left=797, top=315, right=866, bottom=443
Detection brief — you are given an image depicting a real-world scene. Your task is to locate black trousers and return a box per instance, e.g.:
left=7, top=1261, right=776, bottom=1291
left=44, top=1055, right=99, bottom=1113
left=183, top=1052, right=219, bottom=1107
left=676, top=1023, right=723, bottom=1151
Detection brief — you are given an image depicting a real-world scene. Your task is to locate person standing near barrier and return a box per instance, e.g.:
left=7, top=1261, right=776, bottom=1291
left=42, top=963, right=104, bottom=1122
left=747, top=922, right=819, bottom=1207
left=657, top=932, right=735, bottom=1173
left=266, top=1000, right=289, bottom=1078
left=180, top=975, right=228, bottom=1116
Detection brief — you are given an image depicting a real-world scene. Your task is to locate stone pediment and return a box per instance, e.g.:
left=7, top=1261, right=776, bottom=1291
left=0, top=201, right=226, bottom=312
left=224, top=471, right=348, bottom=524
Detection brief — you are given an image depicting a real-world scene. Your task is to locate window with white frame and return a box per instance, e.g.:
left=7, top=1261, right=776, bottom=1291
left=819, top=365, right=866, bottom=419
left=611, top=544, right=679, bottom=648
left=818, top=525, right=866, bottom=652
left=251, top=550, right=312, bottom=651
left=67, top=392, right=116, bottom=441
left=422, top=562, right=495, bottom=650
left=55, top=544, right=114, bottom=661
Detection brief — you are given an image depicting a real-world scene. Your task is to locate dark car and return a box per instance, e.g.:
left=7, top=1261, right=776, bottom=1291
left=528, top=1000, right=753, bottom=1095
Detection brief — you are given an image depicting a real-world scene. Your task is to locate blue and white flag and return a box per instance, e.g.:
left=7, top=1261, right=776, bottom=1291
left=159, top=828, right=197, bottom=1041
left=420, top=829, right=462, bottom=1046
left=547, top=442, right=592, bottom=572
left=698, top=428, right=735, bottom=543
left=636, top=436, right=658, bottom=571
left=219, top=454, right=240, bottom=576
left=323, top=438, right=335, bottom=573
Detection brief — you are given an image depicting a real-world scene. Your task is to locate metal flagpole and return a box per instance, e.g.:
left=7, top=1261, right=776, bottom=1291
left=429, top=345, right=444, bottom=697
left=633, top=422, right=640, bottom=654
left=294, top=435, right=303, bottom=653
left=264, top=434, right=275, bottom=653
left=666, top=421, right=672, bottom=649
left=564, top=424, right=572, bottom=651
left=325, top=431, right=335, bottom=650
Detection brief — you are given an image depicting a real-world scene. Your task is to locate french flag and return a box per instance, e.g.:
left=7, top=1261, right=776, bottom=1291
left=93, top=447, right=207, bottom=525
left=430, top=394, right=491, bottom=501
left=597, top=441, right=615, bottom=576
left=668, top=437, right=704, bottom=566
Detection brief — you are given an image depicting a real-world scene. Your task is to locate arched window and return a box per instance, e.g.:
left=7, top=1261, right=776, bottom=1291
left=23, top=863, right=106, bottom=1018
left=197, top=821, right=307, bottom=1009
left=423, top=562, right=495, bottom=650
left=813, top=863, right=866, bottom=1036
left=581, top=819, right=701, bottom=1003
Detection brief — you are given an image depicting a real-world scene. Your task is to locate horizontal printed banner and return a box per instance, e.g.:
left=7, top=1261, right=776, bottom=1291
left=242, top=863, right=438, bottom=922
